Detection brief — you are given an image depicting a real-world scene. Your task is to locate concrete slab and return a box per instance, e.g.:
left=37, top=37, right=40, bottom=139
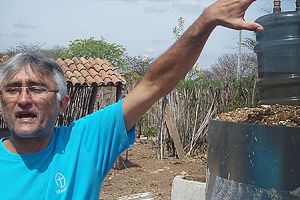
left=171, top=175, right=206, bottom=200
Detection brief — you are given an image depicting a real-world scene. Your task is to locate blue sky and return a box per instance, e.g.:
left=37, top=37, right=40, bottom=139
left=0, top=0, right=296, bottom=68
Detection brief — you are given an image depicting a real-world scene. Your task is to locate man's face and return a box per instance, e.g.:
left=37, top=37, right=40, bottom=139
left=0, top=65, right=62, bottom=139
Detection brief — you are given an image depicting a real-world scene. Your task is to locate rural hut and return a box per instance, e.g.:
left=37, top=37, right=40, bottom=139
left=56, top=57, right=126, bottom=125
left=0, top=56, right=126, bottom=135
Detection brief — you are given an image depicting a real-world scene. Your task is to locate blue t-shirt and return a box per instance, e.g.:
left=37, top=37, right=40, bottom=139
left=0, top=100, right=135, bottom=200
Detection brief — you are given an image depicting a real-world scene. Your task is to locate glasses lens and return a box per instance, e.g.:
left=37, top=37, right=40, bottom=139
left=4, top=87, right=20, bottom=97
left=28, top=86, right=48, bottom=94
left=27, top=86, right=49, bottom=98
left=2, top=86, right=54, bottom=99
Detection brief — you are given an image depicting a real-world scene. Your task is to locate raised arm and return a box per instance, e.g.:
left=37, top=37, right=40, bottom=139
left=123, top=0, right=263, bottom=131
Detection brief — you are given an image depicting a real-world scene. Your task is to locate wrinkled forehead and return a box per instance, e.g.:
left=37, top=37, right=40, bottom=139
left=2, top=64, right=56, bottom=87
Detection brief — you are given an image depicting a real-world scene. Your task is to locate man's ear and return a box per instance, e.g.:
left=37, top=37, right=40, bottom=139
left=59, top=96, right=70, bottom=115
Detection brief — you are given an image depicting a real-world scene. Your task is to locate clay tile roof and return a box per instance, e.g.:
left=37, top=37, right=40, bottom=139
left=70, top=77, right=80, bottom=85
left=72, top=57, right=79, bottom=63
left=57, top=57, right=125, bottom=86
left=65, top=71, right=74, bottom=79
left=56, top=58, right=64, bottom=64
left=94, top=75, right=105, bottom=84
left=65, top=59, right=74, bottom=66
left=78, top=76, right=85, bottom=85
left=79, top=57, right=88, bottom=64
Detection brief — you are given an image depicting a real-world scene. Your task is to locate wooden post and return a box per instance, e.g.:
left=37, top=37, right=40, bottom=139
left=164, top=104, right=186, bottom=160
left=87, top=85, right=99, bottom=114
left=114, top=84, right=126, bottom=170
left=116, top=85, right=122, bottom=102
left=157, top=98, right=166, bottom=161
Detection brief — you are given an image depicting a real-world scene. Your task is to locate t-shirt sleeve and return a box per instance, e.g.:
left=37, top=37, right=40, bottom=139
left=72, top=98, right=135, bottom=178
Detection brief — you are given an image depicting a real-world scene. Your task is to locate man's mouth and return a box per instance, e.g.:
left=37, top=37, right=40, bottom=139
left=15, top=111, right=37, bottom=121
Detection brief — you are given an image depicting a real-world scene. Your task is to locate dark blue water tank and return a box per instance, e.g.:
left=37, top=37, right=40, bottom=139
left=255, top=11, right=300, bottom=105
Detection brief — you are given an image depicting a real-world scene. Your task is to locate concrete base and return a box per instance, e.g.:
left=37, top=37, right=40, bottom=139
left=171, top=175, right=206, bottom=200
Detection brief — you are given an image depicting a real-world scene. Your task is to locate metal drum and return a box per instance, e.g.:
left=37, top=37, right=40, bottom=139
left=255, top=11, right=300, bottom=105
left=206, top=120, right=300, bottom=200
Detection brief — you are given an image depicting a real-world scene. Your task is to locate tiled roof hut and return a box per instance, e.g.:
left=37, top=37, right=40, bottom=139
left=56, top=57, right=125, bottom=125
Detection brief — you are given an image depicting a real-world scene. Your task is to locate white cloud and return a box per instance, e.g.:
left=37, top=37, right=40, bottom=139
left=173, top=0, right=209, bottom=13
left=13, top=23, right=38, bottom=30
left=144, top=5, right=171, bottom=13
left=141, top=46, right=157, bottom=57
left=13, top=33, right=28, bottom=38
left=136, top=0, right=210, bottom=14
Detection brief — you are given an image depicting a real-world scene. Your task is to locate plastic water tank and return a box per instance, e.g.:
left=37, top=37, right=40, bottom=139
left=255, top=11, right=300, bottom=105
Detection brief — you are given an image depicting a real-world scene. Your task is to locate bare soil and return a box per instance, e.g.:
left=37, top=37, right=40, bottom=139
left=100, top=141, right=207, bottom=200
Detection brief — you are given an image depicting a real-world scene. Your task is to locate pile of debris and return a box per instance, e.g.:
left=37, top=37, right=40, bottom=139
left=216, top=105, right=300, bottom=127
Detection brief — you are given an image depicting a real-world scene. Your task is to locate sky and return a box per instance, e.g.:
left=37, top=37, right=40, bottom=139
left=0, top=0, right=296, bottom=68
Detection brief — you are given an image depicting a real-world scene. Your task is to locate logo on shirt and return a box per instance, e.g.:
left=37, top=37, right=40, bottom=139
left=55, top=172, right=67, bottom=194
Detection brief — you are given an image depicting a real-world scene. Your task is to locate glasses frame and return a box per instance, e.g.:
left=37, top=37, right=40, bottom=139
left=0, top=86, right=59, bottom=99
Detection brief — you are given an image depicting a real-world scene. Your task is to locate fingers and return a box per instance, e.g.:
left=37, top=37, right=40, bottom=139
left=204, top=0, right=264, bottom=32
left=242, top=22, right=264, bottom=32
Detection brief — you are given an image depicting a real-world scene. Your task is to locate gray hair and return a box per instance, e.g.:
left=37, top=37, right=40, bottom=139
left=0, top=53, right=67, bottom=100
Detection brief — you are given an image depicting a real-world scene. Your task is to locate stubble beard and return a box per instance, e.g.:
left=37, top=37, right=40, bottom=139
left=2, top=110, right=58, bottom=141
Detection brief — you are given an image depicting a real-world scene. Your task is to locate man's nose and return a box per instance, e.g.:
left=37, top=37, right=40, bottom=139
left=16, top=88, right=33, bottom=105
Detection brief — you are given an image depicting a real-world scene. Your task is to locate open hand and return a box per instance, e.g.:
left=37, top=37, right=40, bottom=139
left=205, top=0, right=264, bottom=32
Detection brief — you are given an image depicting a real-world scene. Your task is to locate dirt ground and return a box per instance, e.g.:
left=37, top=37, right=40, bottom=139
left=100, top=141, right=207, bottom=200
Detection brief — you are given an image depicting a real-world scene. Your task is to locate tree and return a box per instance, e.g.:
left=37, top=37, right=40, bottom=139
left=241, top=36, right=256, bottom=52
left=61, top=37, right=127, bottom=69
left=204, top=53, right=257, bottom=83
left=123, top=55, right=153, bottom=85
left=2, top=42, right=43, bottom=56
left=172, top=17, right=185, bottom=40
left=41, top=45, right=66, bottom=59
left=1, top=43, right=65, bottom=59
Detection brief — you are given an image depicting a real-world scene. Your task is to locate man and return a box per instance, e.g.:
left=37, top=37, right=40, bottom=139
left=0, top=0, right=263, bottom=199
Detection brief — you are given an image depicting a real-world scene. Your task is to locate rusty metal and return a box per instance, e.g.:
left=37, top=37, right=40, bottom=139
left=273, top=0, right=281, bottom=13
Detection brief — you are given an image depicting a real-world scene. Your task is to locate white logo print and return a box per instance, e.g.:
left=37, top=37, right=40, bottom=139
left=55, top=173, right=67, bottom=194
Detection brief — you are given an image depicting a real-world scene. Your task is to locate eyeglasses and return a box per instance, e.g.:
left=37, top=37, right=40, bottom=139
left=0, top=86, right=58, bottom=99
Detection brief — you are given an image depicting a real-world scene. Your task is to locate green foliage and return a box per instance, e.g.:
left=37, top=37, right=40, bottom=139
left=61, top=37, right=127, bottom=69
left=137, top=113, right=157, bottom=138
left=41, top=46, right=66, bottom=59
left=218, top=75, right=258, bottom=113
left=144, top=127, right=157, bottom=138
left=123, top=55, right=153, bottom=84
left=178, top=73, right=205, bottom=96
left=172, top=17, right=185, bottom=40
left=241, top=37, right=256, bottom=52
